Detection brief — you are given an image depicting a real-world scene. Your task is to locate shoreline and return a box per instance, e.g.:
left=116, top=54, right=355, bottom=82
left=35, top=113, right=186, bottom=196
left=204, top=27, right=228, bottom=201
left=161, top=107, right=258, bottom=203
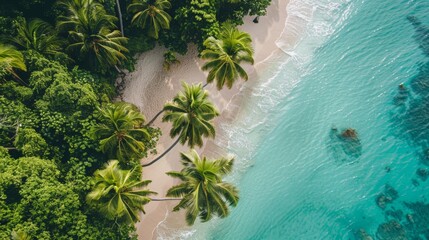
left=121, top=1, right=290, bottom=239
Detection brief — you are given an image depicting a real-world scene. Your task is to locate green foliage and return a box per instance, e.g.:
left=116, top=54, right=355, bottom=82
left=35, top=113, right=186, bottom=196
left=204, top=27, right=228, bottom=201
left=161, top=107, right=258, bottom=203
left=128, top=0, right=172, bottom=39
left=70, top=67, right=116, bottom=99
left=216, top=0, right=272, bottom=24
left=167, top=150, right=239, bottom=225
left=43, top=81, right=98, bottom=114
left=1, top=51, right=133, bottom=194
left=0, top=0, right=267, bottom=236
left=0, top=44, right=27, bottom=81
left=0, top=157, right=72, bottom=238
left=163, top=50, right=180, bottom=71
left=126, top=32, right=156, bottom=54
left=201, top=24, right=254, bottom=89
left=165, top=0, right=220, bottom=51
left=87, top=160, right=155, bottom=224
left=57, top=0, right=128, bottom=73
left=7, top=17, right=65, bottom=58
left=0, top=0, right=59, bottom=22
left=0, top=82, right=33, bottom=103
left=11, top=229, right=31, bottom=240
left=163, top=82, right=219, bottom=148
left=0, top=146, right=9, bottom=158
left=92, top=102, right=153, bottom=163
left=0, top=17, right=15, bottom=36
left=0, top=97, right=34, bottom=147
left=142, top=126, right=161, bottom=156
left=14, top=128, right=48, bottom=157
left=0, top=157, right=135, bottom=239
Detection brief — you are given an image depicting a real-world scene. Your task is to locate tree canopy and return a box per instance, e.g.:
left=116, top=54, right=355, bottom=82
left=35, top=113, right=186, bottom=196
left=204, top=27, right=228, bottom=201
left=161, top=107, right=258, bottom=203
left=0, top=0, right=271, bottom=237
left=163, top=82, right=219, bottom=148
left=87, top=160, right=155, bottom=224
left=201, top=24, right=254, bottom=89
left=166, top=150, right=239, bottom=225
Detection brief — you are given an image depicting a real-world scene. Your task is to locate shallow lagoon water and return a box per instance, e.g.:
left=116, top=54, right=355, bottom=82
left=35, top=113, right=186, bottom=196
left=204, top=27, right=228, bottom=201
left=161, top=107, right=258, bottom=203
left=164, top=0, right=429, bottom=239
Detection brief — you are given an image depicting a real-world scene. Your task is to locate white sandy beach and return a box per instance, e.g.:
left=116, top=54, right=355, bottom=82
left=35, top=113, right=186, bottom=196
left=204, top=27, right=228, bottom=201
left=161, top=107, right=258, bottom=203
left=121, top=1, right=289, bottom=238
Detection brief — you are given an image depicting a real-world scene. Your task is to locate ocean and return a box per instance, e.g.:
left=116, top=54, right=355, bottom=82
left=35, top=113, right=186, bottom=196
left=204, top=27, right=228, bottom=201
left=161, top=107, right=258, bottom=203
left=160, top=0, right=429, bottom=238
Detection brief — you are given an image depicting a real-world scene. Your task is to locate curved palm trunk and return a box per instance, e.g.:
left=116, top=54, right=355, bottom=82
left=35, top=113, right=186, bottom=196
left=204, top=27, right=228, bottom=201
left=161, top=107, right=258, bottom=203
left=12, top=73, right=29, bottom=87
left=145, top=109, right=165, bottom=126
left=114, top=65, right=127, bottom=100
left=114, top=65, right=125, bottom=75
left=116, top=0, right=124, bottom=36
left=142, top=137, right=180, bottom=167
left=151, top=198, right=182, bottom=201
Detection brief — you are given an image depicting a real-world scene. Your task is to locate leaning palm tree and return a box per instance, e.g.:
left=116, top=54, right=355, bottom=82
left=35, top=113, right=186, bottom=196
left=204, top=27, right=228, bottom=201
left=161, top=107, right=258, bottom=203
left=8, top=17, right=64, bottom=57
left=92, top=102, right=150, bottom=162
left=87, top=160, right=155, bottom=224
left=142, top=82, right=218, bottom=167
left=201, top=24, right=254, bottom=90
left=128, top=0, right=172, bottom=39
left=58, top=0, right=128, bottom=72
left=0, top=44, right=27, bottom=85
left=166, top=150, right=239, bottom=225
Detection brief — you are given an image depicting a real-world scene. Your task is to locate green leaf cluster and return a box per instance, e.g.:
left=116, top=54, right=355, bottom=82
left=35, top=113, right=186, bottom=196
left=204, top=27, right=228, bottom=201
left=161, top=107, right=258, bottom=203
left=0, top=156, right=135, bottom=239
left=0, top=50, right=158, bottom=238
left=167, top=150, right=239, bottom=225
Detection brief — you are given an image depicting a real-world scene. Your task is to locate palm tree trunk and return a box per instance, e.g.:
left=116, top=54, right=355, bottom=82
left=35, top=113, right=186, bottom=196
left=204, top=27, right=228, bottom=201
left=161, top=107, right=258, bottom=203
left=12, top=72, right=29, bottom=87
left=142, top=137, right=181, bottom=167
left=116, top=0, right=124, bottom=36
left=145, top=109, right=164, bottom=126
left=114, top=65, right=127, bottom=100
left=151, top=198, right=182, bottom=201
left=4, top=147, right=17, bottom=150
left=114, top=65, right=125, bottom=75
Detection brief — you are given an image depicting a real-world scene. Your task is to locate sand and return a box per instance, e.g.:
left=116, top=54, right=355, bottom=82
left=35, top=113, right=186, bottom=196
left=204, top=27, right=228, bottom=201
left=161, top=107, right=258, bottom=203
left=121, top=0, right=289, bottom=238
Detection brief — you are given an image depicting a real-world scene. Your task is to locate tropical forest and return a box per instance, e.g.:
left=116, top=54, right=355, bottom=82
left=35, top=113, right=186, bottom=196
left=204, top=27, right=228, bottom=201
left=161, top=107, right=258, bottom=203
left=0, top=0, right=271, bottom=239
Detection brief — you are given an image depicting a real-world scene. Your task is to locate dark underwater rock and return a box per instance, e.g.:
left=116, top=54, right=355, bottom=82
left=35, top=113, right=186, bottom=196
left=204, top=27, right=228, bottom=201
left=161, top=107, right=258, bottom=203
left=354, top=228, right=374, bottom=240
left=385, top=184, right=399, bottom=200
left=393, top=83, right=409, bottom=105
left=416, top=168, right=429, bottom=181
left=386, top=209, right=404, bottom=221
left=376, top=220, right=407, bottom=240
left=377, top=194, right=392, bottom=209
left=328, top=127, right=362, bottom=163
left=341, top=128, right=358, bottom=140
left=376, top=184, right=398, bottom=209
left=404, top=201, right=429, bottom=233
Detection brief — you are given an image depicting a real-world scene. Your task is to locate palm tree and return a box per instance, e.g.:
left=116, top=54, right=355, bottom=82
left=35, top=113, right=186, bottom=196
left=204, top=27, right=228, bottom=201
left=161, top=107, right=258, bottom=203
left=166, top=150, right=239, bottom=225
left=201, top=24, right=254, bottom=90
left=58, top=0, right=128, bottom=72
left=142, top=82, right=218, bottom=167
left=87, top=160, right=155, bottom=224
left=8, top=17, right=64, bottom=57
left=0, top=44, right=27, bottom=85
left=128, top=0, right=172, bottom=39
left=92, top=102, right=150, bottom=162
left=115, top=0, right=125, bottom=36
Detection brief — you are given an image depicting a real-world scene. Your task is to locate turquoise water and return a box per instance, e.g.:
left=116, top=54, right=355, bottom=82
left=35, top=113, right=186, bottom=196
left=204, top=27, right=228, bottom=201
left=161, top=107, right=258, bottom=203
left=163, top=0, right=429, bottom=239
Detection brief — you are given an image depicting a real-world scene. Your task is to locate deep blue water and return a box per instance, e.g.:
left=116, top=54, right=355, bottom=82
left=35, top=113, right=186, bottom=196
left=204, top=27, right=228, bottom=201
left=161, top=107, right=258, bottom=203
left=165, top=0, right=429, bottom=239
